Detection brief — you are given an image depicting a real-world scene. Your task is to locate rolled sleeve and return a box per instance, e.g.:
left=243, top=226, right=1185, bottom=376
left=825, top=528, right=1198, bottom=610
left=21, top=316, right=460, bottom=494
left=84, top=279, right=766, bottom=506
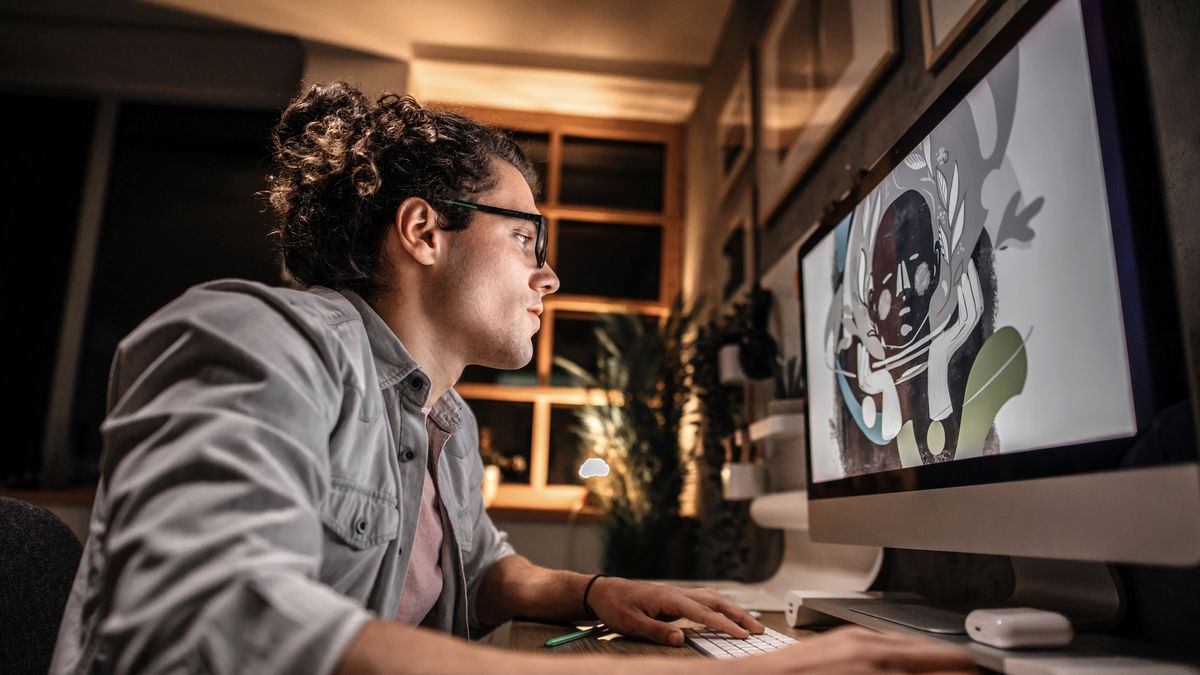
left=90, top=286, right=372, bottom=674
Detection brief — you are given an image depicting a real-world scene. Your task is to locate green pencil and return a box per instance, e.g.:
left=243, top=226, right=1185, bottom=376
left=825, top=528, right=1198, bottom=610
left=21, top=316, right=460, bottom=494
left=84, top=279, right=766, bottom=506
left=544, top=624, right=612, bottom=648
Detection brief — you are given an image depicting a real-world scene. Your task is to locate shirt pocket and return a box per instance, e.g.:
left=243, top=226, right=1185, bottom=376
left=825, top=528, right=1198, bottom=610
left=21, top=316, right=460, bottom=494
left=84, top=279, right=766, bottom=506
left=320, top=480, right=400, bottom=549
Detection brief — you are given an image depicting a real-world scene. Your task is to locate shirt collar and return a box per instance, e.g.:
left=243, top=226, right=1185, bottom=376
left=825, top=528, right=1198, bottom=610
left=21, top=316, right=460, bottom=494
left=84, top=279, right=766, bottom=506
left=336, top=287, right=463, bottom=433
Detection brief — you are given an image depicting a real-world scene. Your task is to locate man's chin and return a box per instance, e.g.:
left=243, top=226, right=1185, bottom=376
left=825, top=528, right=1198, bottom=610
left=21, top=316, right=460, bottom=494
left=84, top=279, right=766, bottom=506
left=479, top=348, right=534, bottom=371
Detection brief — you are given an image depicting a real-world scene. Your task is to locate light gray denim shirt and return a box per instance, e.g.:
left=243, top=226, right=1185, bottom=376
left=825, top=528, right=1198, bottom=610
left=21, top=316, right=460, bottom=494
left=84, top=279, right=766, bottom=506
left=50, top=278, right=516, bottom=675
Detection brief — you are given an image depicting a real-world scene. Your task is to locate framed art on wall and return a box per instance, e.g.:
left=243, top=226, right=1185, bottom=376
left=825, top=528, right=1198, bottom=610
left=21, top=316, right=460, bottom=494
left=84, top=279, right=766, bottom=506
left=720, top=187, right=755, bottom=305
left=755, top=0, right=897, bottom=225
left=716, top=58, right=754, bottom=201
left=920, top=0, right=1001, bottom=71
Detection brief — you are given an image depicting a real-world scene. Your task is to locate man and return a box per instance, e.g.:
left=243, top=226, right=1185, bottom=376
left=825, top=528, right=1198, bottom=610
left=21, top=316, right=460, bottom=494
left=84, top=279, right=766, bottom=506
left=50, top=83, right=974, bottom=674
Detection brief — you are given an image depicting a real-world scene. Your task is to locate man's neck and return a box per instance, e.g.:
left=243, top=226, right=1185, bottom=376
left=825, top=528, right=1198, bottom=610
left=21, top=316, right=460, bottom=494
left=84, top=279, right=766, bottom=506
left=368, top=291, right=462, bottom=407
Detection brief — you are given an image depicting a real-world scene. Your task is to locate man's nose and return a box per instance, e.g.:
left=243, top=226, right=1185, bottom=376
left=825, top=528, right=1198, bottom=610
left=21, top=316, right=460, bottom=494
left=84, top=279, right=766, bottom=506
left=535, top=263, right=560, bottom=295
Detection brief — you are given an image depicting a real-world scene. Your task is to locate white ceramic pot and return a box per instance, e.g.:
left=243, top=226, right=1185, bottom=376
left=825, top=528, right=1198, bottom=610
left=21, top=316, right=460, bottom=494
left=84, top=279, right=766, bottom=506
left=718, top=344, right=747, bottom=385
left=721, top=461, right=764, bottom=501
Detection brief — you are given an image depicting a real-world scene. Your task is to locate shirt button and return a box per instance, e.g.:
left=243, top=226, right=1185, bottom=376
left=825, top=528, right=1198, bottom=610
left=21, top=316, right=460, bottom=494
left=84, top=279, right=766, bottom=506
left=408, top=377, right=422, bottom=390
left=401, top=450, right=416, bottom=462
left=355, top=519, right=368, bottom=534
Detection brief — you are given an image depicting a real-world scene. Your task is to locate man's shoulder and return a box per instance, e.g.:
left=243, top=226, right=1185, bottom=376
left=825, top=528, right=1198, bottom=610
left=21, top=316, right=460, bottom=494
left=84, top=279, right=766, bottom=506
left=120, top=278, right=363, bottom=360
left=182, top=278, right=359, bottom=324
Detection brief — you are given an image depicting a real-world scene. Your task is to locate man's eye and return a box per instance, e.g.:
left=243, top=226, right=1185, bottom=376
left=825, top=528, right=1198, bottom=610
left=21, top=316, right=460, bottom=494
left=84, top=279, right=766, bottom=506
left=515, top=232, right=531, bottom=246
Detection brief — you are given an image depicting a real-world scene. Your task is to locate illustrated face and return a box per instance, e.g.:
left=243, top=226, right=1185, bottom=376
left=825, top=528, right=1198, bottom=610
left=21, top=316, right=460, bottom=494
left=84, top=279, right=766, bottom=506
left=867, top=190, right=940, bottom=351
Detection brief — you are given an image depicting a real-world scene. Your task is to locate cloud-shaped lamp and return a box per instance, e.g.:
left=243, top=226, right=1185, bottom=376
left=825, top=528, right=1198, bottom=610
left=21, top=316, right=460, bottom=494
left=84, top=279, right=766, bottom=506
left=578, top=457, right=610, bottom=479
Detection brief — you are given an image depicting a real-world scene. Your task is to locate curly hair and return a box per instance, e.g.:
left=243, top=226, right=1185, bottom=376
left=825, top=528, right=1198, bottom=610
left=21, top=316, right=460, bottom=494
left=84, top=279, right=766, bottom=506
left=265, top=81, right=538, bottom=301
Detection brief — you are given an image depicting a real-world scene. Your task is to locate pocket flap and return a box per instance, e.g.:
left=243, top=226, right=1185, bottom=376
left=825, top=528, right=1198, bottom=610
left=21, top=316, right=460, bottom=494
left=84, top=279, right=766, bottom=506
left=320, top=480, right=399, bottom=549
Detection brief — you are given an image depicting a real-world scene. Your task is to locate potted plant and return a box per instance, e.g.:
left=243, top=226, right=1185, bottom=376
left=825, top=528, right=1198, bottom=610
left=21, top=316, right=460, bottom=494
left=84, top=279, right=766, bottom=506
left=768, top=356, right=806, bottom=417
left=555, top=297, right=698, bottom=579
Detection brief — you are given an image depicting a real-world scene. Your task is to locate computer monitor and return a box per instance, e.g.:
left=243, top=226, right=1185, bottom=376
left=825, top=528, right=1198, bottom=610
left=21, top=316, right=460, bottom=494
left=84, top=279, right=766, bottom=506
left=798, top=0, right=1200, bottom=573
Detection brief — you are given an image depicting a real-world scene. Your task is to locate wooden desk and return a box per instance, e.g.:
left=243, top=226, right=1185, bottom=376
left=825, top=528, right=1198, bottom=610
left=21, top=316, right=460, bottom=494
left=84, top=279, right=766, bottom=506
left=505, top=612, right=817, bottom=657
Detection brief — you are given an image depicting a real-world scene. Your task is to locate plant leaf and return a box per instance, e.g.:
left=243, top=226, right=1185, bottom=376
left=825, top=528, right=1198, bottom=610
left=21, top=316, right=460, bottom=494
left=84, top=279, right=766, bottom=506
left=903, top=152, right=927, bottom=170
left=951, top=192, right=965, bottom=253
left=553, top=355, right=597, bottom=387
left=948, top=161, right=959, bottom=225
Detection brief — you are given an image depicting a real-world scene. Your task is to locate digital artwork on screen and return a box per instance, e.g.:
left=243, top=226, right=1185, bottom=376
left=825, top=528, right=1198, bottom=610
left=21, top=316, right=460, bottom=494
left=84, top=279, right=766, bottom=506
left=803, top=0, right=1138, bottom=484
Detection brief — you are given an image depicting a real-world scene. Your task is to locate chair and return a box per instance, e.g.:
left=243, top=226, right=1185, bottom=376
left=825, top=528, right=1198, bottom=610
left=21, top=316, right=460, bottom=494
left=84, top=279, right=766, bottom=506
left=0, top=496, right=84, bottom=675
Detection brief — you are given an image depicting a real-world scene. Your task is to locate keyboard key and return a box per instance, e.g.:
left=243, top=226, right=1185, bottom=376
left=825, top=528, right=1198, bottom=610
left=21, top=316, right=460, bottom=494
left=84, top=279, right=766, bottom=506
left=683, top=626, right=797, bottom=659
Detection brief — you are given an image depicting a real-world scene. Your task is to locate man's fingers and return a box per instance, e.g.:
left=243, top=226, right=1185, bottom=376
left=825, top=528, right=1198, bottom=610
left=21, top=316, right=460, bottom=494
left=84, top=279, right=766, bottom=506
left=832, top=627, right=977, bottom=672
left=670, top=596, right=750, bottom=638
left=880, top=641, right=977, bottom=672
left=623, top=612, right=685, bottom=647
left=688, top=589, right=764, bottom=634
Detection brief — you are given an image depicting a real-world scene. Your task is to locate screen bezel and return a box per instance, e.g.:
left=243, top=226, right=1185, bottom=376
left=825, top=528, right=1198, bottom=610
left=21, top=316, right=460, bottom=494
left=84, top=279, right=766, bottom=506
left=800, top=0, right=1192, bottom=502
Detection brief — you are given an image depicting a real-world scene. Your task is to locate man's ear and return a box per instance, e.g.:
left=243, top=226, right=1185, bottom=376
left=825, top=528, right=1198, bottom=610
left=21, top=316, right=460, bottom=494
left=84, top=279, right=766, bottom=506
left=391, top=197, right=441, bottom=266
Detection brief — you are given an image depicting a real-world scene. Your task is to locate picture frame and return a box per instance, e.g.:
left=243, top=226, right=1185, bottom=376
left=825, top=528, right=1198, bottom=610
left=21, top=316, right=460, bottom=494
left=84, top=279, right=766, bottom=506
left=720, top=187, right=755, bottom=305
left=755, top=0, right=897, bottom=226
left=920, top=0, right=1002, bottom=71
left=716, top=57, right=754, bottom=201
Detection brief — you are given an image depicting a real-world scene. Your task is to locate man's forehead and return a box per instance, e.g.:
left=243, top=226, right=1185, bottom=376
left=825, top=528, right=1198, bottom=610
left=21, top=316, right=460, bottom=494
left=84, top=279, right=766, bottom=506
left=484, top=158, right=538, bottom=210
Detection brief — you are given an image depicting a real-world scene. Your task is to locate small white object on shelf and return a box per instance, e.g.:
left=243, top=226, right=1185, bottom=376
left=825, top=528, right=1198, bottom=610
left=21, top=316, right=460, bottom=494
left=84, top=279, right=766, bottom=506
left=748, top=413, right=804, bottom=441
left=721, top=462, right=764, bottom=500
left=718, top=344, right=747, bottom=384
left=965, top=607, right=1074, bottom=649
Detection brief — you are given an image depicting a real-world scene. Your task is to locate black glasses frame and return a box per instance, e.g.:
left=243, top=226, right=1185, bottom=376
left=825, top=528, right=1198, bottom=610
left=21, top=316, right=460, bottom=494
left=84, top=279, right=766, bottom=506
left=442, top=199, right=547, bottom=268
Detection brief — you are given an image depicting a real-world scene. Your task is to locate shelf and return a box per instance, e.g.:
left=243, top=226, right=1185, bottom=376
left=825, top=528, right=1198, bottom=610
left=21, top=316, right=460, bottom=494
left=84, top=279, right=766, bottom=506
left=748, top=413, right=805, bottom=441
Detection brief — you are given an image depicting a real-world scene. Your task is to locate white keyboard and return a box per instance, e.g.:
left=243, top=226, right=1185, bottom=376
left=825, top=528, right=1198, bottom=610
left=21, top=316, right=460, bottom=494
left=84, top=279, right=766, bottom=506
left=684, top=626, right=797, bottom=659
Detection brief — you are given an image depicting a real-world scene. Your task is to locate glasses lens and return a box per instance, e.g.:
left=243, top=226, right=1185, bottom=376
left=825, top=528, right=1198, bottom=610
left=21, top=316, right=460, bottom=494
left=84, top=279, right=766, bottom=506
left=536, top=217, right=548, bottom=268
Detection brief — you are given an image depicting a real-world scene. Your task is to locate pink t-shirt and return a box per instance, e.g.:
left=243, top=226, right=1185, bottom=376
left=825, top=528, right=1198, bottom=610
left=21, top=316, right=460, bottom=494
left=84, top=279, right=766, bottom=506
left=395, top=408, right=446, bottom=624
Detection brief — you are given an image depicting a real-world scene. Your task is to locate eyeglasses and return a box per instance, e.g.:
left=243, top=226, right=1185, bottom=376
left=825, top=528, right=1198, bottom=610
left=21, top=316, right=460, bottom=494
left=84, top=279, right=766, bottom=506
left=442, top=199, right=548, bottom=268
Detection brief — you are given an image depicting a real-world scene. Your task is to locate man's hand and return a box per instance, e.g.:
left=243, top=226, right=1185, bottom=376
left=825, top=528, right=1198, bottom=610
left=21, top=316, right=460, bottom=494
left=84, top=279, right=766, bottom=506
left=585, top=578, right=764, bottom=646
left=740, top=625, right=977, bottom=674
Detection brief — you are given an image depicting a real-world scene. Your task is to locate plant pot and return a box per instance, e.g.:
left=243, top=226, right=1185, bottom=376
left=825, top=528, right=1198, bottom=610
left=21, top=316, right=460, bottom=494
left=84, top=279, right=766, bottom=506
left=721, top=461, right=764, bottom=501
left=719, top=343, right=747, bottom=385
left=767, top=398, right=806, bottom=417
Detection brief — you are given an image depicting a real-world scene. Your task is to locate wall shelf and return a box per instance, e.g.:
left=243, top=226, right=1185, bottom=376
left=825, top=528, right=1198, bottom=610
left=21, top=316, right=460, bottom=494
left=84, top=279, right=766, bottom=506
left=748, top=413, right=804, bottom=441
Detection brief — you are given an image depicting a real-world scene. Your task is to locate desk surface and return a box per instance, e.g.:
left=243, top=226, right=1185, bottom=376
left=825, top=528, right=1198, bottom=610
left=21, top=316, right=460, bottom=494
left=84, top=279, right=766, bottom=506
left=507, top=612, right=816, bottom=657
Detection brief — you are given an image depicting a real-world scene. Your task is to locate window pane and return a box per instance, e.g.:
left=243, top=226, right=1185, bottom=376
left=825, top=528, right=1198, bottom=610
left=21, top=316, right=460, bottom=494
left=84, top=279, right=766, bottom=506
left=468, top=399, right=533, bottom=483
left=551, top=315, right=599, bottom=387
left=552, top=313, right=662, bottom=387
left=506, top=130, right=549, bottom=201
left=548, top=405, right=588, bottom=486
left=555, top=221, right=661, bottom=300
left=560, top=136, right=664, bottom=212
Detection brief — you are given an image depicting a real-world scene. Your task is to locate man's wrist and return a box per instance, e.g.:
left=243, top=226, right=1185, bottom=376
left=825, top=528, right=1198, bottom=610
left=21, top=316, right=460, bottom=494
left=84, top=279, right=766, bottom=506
left=582, top=574, right=609, bottom=618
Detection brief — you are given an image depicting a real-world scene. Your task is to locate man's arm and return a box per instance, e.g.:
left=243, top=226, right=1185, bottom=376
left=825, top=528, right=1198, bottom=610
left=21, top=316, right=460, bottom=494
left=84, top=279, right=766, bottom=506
left=81, top=286, right=371, bottom=674
left=334, top=618, right=978, bottom=675
left=473, top=554, right=763, bottom=646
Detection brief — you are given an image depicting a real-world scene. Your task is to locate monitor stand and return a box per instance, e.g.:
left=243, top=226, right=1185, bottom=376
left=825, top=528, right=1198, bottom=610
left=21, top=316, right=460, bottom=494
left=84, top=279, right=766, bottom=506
left=811, top=556, right=1123, bottom=633
left=797, top=561, right=1200, bottom=675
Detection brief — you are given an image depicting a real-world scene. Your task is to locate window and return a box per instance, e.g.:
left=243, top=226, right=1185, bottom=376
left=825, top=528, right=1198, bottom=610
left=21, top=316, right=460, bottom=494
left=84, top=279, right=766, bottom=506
left=451, top=107, right=682, bottom=515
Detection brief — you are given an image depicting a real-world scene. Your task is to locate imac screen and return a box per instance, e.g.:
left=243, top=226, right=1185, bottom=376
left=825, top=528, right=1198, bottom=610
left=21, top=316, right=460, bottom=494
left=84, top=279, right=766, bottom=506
left=802, top=0, right=1138, bottom=484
